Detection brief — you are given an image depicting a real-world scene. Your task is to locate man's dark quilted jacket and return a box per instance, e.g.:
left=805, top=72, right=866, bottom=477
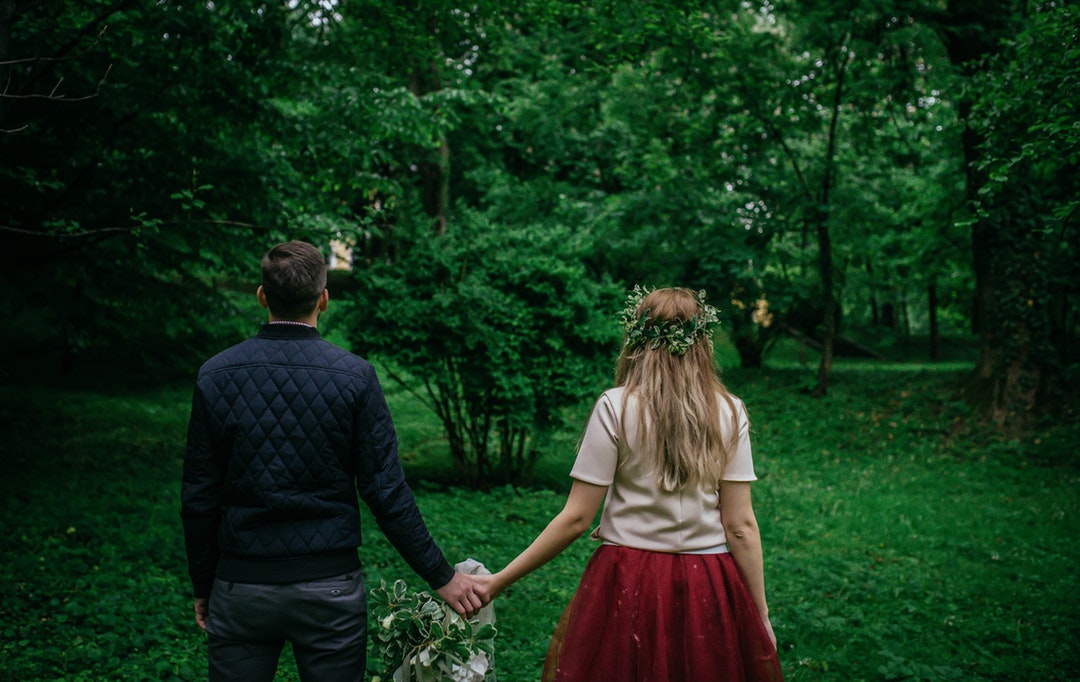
left=181, top=324, right=454, bottom=598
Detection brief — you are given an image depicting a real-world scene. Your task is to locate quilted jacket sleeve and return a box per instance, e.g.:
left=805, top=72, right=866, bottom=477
left=353, top=365, right=454, bottom=590
left=180, top=386, right=224, bottom=598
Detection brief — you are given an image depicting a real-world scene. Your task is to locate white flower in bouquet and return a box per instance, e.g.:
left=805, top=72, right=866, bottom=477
left=449, top=652, right=491, bottom=682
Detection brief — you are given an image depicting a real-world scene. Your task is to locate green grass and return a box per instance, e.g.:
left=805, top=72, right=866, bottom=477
left=1, top=361, right=1077, bottom=681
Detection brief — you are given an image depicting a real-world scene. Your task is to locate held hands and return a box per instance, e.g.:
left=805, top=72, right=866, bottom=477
left=469, top=573, right=504, bottom=600
left=435, top=572, right=491, bottom=619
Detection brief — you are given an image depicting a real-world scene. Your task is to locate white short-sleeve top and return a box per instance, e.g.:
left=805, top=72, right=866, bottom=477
left=570, top=386, right=756, bottom=553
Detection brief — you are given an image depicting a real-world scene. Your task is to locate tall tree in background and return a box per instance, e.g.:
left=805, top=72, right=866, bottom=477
left=938, top=0, right=1077, bottom=426
left=715, top=0, right=962, bottom=391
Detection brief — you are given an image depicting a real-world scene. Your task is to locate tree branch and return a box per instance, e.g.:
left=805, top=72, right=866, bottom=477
left=1, top=63, right=111, bottom=102
left=757, top=114, right=814, bottom=202
left=382, top=364, right=438, bottom=415
left=821, top=39, right=853, bottom=208
left=0, top=219, right=284, bottom=239
left=20, top=0, right=135, bottom=93
left=0, top=224, right=133, bottom=238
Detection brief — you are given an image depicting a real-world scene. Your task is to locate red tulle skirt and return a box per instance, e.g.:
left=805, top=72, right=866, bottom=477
left=542, top=545, right=784, bottom=682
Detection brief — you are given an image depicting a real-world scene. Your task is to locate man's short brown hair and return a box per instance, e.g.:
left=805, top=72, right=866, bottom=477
left=260, top=241, right=327, bottom=319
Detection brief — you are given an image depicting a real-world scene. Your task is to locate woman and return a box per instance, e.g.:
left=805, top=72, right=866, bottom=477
left=476, top=287, right=783, bottom=681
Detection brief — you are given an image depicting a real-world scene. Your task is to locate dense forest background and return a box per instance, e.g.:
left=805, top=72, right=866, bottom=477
left=1, top=0, right=1077, bottom=483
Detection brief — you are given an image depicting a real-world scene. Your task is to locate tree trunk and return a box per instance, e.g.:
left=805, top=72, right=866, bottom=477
left=409, top=47, right=449, bottom=234
left=969, top=182, right=996, bottom=381
left=985, top=215, right=1055, bottom=428
left=432, top=136, right=450, bottom=235
left=810, top=42, right=850, bottom=397
left=881, top=302, right=897, bottom=330
left=734, top=334, right=765, bottom=368
left=865, top=260, right=877, bottom=325
left=1053, top=290, right=1075, bottom=364
left=0, top=0, right=10, bottom=64
left=811, top=214, right=836, bottom=396
left=0, top=0, right=13, bottom=128
left=928, top=282, right=940, bottom=361
left=940, top=0, right=1009, bottom=378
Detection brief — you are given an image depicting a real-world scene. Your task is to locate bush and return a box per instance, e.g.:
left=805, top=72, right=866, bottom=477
left=349, top=212, right=621, bottom=487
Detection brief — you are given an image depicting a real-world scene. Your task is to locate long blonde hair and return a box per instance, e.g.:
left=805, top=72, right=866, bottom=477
left=615, top=287, right=739, bottom=491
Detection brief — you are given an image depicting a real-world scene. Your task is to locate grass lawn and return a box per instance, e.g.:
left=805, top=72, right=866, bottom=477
left=0, top=357, right=1077, bottom=681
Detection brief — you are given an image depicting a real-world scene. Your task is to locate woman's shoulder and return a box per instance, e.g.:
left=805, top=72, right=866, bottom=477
left=592, top=386, right=627, bottom=415
left=727, top=392, right=747, bottom=409
left=719, top=390, right=749, bottom=419
left=599, top=386, right=626, bottom=401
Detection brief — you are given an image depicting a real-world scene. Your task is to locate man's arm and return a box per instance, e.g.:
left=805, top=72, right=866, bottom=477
left=180, top=386, right=224, bottom=620
left=353, top=366, right=486, bottom=614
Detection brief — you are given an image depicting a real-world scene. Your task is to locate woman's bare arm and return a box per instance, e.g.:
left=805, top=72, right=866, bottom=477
left=721, top=480, right=776, bottom=646
left=478, top=480, right=608, bottom=598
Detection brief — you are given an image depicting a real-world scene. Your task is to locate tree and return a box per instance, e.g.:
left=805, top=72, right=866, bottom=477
left=703, top=0, right=964, bottom=387
left=0, top=2, right=316, bottom=374
left=0, top=2, right=418, bottom=375
left=943, top=0, right=1079, bottom=426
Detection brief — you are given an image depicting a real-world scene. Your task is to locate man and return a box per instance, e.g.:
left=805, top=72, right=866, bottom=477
left=181, top=241, right=487, bottom=681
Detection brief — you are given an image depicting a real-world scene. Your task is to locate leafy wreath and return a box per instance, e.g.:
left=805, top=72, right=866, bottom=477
left=620, top=285, right=720, bottom=356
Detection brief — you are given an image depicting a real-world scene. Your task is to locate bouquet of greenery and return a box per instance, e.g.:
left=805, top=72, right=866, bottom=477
left=370, top=561, right=497, bottom=682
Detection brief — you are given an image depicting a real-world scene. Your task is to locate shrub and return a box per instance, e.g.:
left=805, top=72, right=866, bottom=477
left=349, top=212, right=620, bottom=486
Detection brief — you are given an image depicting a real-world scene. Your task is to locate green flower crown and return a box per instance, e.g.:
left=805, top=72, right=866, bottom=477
left=620, top=285, right=720, bottom=356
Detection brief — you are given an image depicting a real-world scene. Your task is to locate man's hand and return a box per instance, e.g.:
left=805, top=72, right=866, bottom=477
left=435, top=572, right=490, bottom=619
left=193, top=597, right=210, bottom=630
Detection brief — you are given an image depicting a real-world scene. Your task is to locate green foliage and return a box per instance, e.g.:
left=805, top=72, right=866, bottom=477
left=369, top=579, right=496, bottom=682
left=0, top=386, right=204, bottom=681
left=350, top=212, right=620, bottom=486
left=963, top=2, right=1080, bottom=372
left=967, top=3, right=1080, bottom=220
left=0, top=1, right=305, bottom=375
left=724, top=0, right=967, bottom=339
left=2, top=1, right=1074, bottom=406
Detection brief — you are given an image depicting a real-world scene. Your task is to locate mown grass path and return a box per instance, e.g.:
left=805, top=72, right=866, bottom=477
left=0, top=367, right=1076, bottom=680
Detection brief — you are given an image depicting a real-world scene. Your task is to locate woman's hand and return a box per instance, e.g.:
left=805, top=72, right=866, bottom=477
left=760, top=613, right=777, bottom=649
left=471, top=573, right=504, bottom=600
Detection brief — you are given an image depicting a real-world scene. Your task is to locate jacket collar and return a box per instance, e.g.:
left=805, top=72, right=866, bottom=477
left=257, top=323, right=322, bottom=340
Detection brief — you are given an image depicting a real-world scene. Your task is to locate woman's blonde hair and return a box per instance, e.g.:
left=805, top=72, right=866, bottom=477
left=615, top=287, right=738, bottom=491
